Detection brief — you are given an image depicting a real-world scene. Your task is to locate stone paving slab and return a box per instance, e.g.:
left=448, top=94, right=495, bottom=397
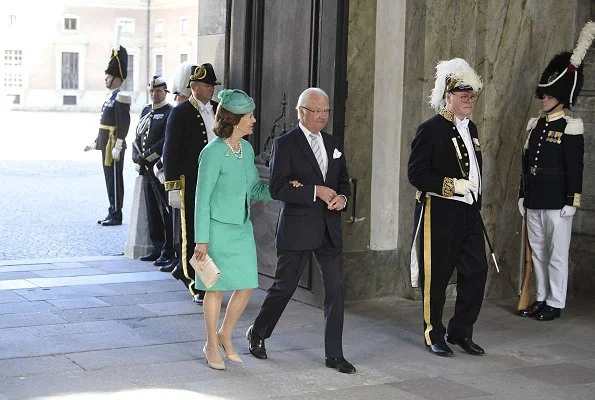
left=0, top=256, right=594, bottom=400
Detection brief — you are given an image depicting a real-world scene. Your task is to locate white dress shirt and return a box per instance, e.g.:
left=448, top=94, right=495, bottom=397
left=454, top=117, right=481, bottom=204
left=197, top=99, right=216, bottom=143
left=300, top=122, right=328, bottom=202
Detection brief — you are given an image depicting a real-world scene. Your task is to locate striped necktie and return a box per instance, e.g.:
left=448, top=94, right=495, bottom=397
left=309, top=133, right=326, bottom=179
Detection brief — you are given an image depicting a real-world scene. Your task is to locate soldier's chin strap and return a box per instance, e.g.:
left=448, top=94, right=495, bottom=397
left=546, top=102, right=561, bottom=114
left=106, top=76, right=114, bottom=89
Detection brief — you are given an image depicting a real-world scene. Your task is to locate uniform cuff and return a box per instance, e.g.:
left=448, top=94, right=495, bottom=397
left=164, top=180, right=181, bottom=191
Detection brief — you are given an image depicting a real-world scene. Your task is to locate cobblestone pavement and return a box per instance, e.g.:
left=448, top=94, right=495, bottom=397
left=0, top=110, right=141, bottom=260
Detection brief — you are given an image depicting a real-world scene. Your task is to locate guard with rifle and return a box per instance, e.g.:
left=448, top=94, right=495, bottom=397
left=84, top=45, right=131, bottom=226
left=517, top=22, right=592, bottom=321
left=132, top=75, right=174, bottom=267
left=408, top=58, right=488, bottom=357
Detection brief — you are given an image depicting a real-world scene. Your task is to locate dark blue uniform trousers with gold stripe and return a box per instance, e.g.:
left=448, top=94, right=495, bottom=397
left=419, top=195, right=488, bottom=345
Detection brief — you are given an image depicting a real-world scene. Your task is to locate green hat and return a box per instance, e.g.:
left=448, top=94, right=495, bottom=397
left=217, top=89, right=255, bottom=115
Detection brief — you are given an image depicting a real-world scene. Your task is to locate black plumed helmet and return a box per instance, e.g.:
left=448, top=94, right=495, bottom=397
left=535, top=52, right=583, bottom=108
left=105, top=46, right=128, bottom=80
left=535, top=21, right=595, bottom=108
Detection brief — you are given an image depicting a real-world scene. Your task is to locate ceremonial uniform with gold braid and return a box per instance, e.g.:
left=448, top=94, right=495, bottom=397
left=162, top=96, right=218, bottom=296
left=96, top=87, right=131, bottom=222
left=409, top=109, right=488, bottom=347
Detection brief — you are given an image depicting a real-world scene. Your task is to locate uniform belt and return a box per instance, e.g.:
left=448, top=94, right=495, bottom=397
left=99, top=124, right=117, bottom=167
left=528, top=167, right=563, bottom=176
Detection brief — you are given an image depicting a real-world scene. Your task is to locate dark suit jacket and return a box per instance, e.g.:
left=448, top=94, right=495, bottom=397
left=269, top=126, right=350, bottom=251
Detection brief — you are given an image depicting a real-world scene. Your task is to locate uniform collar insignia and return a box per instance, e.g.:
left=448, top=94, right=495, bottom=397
left=546, top=109, right=566, bottom=122
left=189, top=95, right=200, bottom=111
left=439, top=108, right=454, bottom=122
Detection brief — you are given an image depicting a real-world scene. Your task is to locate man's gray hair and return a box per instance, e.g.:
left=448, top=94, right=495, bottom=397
left=296, top=87, right=329, bottom=119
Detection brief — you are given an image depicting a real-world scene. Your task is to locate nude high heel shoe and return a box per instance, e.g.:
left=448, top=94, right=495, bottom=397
left=203, top=344, right=226, bottom=370
left=217, top=332, right=243, bottom=363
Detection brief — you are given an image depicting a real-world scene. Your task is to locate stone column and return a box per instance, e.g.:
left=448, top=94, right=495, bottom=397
left=124, top=175, right=154, bottom=259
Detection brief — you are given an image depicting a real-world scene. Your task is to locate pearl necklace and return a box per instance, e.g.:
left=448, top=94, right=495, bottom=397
left=224, top=139, right=243, bottom=159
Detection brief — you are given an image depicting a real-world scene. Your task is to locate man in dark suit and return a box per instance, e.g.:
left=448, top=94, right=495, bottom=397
left=247, top=87, right=355, bottom=374
left=132, top=75, right=174, bottom=267
left=162, top=63, right=220, bottom=304
left=408, top=58, right=487, bottom=357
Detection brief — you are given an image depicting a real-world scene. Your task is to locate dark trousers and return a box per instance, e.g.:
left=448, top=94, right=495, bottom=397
left=419, top=196, right=488, bottom=345
left=142, top=173, right=173, bottom=257
left=253, top=229, right=345, bottom=358
left=101, top=149, right=125, bottom=221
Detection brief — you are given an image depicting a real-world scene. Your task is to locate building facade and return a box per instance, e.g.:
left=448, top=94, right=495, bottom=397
left=1, top=0, right=202, bottom=112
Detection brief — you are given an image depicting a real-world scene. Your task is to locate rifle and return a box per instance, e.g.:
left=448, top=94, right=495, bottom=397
left=516, top=213, right=533, bottom=311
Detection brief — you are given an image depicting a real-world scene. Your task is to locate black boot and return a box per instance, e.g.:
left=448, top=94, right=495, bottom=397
left=534, top=305, right=561, bottom=321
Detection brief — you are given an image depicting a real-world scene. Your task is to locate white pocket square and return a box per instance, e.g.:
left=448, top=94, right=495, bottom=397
left=333, top=148, right=342, bottom=159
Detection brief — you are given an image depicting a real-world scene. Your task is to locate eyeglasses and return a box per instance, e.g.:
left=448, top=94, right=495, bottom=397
left=450, top=93, right=480, bottom=103
left=300, top=106, right=332, bottom=115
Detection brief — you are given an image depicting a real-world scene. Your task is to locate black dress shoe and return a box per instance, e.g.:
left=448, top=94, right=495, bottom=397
left=101, top=218, right=122, bottom=226
left=518, top=300, right=546, bottom=317
left=534, top=305, right=561, bottom=321
left=159, top=262, right=176, bottom=273
left=97, top=216, right=109, bottom=224
left=140, top=253, right=159, bottom=262
left=246, top=325, right=267, bottom=359
left=325, top=357, right=356, bottom=374
left=153, top=255, right=172, bottom=267
left=426, top=342, right=454, bottom=357
left=171, top=265, right=183, bottom=280
left=446, top=336, right=485, bottom=355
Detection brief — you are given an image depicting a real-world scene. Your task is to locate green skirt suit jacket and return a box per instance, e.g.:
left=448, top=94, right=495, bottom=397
left=194, top=137, right=272, bottom=291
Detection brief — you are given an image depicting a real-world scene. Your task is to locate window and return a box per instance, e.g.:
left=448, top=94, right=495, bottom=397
left=118, top=19, right=134, bottom=34
left=180, top=53, right=188, bottom=63
left=180, top=17, right=188, bottom=33
left=63, top=95, right=77, bottom=105
left=61, top=52, right=79, bottom=89
left=156, top=20, right=163, bottom=35
left=4, top=50, right=23, bottom=89
left=9, top=14, right=16, bottom=25
left=121, top=54, right=134, bottom=91
left=64, top=17, right=77, bottom=30
left=155, top=54, right=163, bottom=76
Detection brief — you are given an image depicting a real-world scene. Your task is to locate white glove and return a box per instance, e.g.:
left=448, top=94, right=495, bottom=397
left=453, top=179, right=478, bottom=196
left=153, top=164, right=165, bottom=184
left=168, top=190, right=181, bottom=209
left=84, top=140, right=96, bottom=152
left=518, top=198, right=525, bottom=217
left=560, top=205, right=576, bottom=217
left=111, top=138, right=124, bottom=161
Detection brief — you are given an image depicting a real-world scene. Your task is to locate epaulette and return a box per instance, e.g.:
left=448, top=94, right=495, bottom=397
left=526, top=117, right=538, bottom=131
left=563, top=116, right=584, bottom=135
left=116, top=91, right=132, bottom=104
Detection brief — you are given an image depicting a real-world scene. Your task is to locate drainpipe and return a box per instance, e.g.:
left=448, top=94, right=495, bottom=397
left=146, top=0, right=151, bottom=104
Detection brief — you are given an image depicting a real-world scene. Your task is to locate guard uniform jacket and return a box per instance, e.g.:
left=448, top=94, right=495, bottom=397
left=132, top=103, right=173, bottom=172
left=519, top=111, right=584, bottom=209
left=162, top=98, right=218, bottom=192
left=408, top=109, right=483, bottom=208
left=96, top=88, right=131, bottom=154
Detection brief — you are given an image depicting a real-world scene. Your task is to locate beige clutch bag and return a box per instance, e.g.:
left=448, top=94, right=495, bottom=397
left=189, top=253, right=221, bottom=288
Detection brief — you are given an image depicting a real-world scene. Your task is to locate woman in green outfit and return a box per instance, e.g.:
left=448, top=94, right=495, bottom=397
left=193, top=89, right=292, bottom=370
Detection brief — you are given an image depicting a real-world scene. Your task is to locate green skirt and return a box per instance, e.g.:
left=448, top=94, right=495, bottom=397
left=195, top=218, right=258, bottom=291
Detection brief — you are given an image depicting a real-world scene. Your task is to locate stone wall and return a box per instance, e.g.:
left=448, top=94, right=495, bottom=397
left=342, top=0, right=594, bottom=301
